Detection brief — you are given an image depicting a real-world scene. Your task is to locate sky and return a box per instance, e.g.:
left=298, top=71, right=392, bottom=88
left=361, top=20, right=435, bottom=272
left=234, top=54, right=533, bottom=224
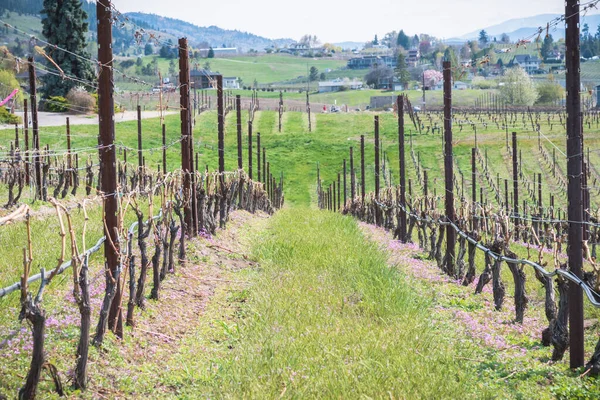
left=113, top=0, right=567, bottom=43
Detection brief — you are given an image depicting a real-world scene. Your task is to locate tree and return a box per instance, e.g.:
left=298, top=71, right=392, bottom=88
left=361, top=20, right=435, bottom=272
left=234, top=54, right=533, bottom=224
left=207, top=47, right=215, bottom=58
left=364, top=64, right=393, bottom=87
left=423, top=69, right=443, bottom=88
left=394, top=53, right=410, bottom=88
left=499, top=67, right=538, bottom=106
left=373, top=35, right=379, bottom=45
left=41, top=0, right=95, bottom=97
left=144, top=43, right=153, bottom=56
left=309, top=66, right=319, bottom=82
left=541, top=34, right=554, bottom=60
left=412, top=34, right=420, bottom=48
left=536, top=79, right=564, bottom=105
left=500, top=33, right=511, bottom=44
left=397, top=30, right=410, bottom=50
left=319, top=72, right=326, bottom=81
left=444, top=47, right=461, bottom=80
left=381, top=31, right=398, bottom=48
left=479, top=30, right=489, bottom=47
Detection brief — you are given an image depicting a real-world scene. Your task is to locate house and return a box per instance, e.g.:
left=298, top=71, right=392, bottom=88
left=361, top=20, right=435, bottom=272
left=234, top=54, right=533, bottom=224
left=347, top=55, right=396, bottom=69
left=223, top=77, right=240, bottom=89
left=406, top=48, right=420, bottom=67
left=190, top=69, right=220, bottom=89
left=318, top=79, right=363, bottom=93
left=510, top=55, right=541, bottom=74
left=453, top=81, right=469, bottom=90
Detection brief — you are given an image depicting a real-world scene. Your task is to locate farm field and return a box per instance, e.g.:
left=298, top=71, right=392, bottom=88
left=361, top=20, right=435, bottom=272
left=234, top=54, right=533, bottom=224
left=138, top=54, right=348, bottom=86
left=1, top=108, right=600, bottom=398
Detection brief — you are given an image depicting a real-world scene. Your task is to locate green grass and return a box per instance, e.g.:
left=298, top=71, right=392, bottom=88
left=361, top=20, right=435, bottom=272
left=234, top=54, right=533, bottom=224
left=165, top=208, right=488, bottom=398
left=138, top=54, right=346, bottom=86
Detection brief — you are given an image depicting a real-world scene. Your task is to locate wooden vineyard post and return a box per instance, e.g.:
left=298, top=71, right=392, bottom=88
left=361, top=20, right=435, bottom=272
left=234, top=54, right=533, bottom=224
left=236, top=95, right=243, bottom=170
left=93, top=0, right=119, bottom=345
left=257, top=132, right=261, bottom=183
left=443, top=60, right=456, bottom=277
left=24, top=99, right=29, bottom=185
left=566, top=0, right=584, bottom=368
left=162, top=124, right=167, bottom=175
left=343, top=159, right=347, bottom=206
left=179, top=37, right=194, bottom=236
left=374, top=116, right=381, bottom=226
left=306, top=92, right=312, bottom=132
left=472, top=148, right=477, bottom=231
left=248, top=120, right=253, bottom=179
left=360, top=135, right=365, bottom=204
left=512, top=132, right=519, bottom=216
left=137, top=105, right=143, bottom=171
left=217, top=75, right=226, bottom=228
left=350, top=147, right=355, bottom=200
left=66, top=117, right=71, bottom=192
left=397, top=95, right=407, bottom=242
left=278, top=91, right=283, bottom=132
left=28, top=57, right=42, bottom=200
left=263, top=148, right=266, bottom=187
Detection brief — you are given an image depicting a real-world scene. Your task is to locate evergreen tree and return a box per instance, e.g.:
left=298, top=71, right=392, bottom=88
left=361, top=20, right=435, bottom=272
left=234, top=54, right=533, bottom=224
left=309, top=66, right=319, bottom=81
left=394, top=53, right=410, bottom=89
left=41, top=0, right=95, bottom=98
left=207, top=47, right=215, bottom=58
left=144, top=43, right=153, bottom=56
left=478, top=30, right=489, bottom=46
left=373, top=35, right=379, bottom=45
left=397, top=30, right=410, bottom=50
left=541, top=35, right=554, bottom=60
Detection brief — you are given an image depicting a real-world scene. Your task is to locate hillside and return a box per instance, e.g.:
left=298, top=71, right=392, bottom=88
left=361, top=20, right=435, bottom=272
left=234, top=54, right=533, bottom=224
left=457, top=13, right=600, bottom=42
left=124, top=12, right=294, bottom=52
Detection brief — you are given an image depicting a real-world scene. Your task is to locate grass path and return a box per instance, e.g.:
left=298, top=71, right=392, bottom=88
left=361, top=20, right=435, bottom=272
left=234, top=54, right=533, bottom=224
left=173, top=208, right=488, bottom=398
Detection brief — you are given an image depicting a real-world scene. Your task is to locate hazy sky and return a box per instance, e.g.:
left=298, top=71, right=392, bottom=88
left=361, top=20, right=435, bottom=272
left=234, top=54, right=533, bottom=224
left=113, top=0, right=566, bottom=43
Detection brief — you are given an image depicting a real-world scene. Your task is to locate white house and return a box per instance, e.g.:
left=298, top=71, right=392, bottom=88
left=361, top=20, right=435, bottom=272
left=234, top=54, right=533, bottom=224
left=511, top=55, right=541, bottom=74
left=318, top=79, right=363, bottom=93
left=223, top=77, right=240, bottom=89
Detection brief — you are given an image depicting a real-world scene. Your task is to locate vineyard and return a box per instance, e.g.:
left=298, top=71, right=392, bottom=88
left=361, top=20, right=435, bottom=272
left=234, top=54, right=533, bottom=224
left=1, top=0, right=600, bottom=398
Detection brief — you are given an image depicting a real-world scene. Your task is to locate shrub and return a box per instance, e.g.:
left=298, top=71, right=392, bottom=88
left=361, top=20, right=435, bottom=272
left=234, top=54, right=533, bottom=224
left=0, top=106, right=21, bottom=124
left=535, top=80, right=564, bottom=105
left=66, top=87, right=96, bottom=114
left=471, top=76, right=497, bottom=89
left=46, top=96, right=69, bottom=112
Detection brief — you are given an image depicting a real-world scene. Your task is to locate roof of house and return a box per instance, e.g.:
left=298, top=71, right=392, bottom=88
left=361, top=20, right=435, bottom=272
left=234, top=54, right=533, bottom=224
left=190, top=69, right=219, bottom=77
left=512, top=55, right=540, bottom=63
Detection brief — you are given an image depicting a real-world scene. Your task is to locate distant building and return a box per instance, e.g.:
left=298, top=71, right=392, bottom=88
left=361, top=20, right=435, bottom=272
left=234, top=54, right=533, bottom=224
left=318, top=79, right=363, bottom=93
left=347, top=55, right=396, bottom=69
left=223, top=77, right=240, bottom=89
left=190, top=69, right=220, bottom=89
left=406, top=48, right=420, bottom=67
left=510, top=55, right=541, bottom=74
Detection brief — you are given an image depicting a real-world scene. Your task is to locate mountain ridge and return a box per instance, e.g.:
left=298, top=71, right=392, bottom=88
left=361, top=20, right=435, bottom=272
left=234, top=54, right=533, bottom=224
left=124, top=12, right=294, bottom=52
